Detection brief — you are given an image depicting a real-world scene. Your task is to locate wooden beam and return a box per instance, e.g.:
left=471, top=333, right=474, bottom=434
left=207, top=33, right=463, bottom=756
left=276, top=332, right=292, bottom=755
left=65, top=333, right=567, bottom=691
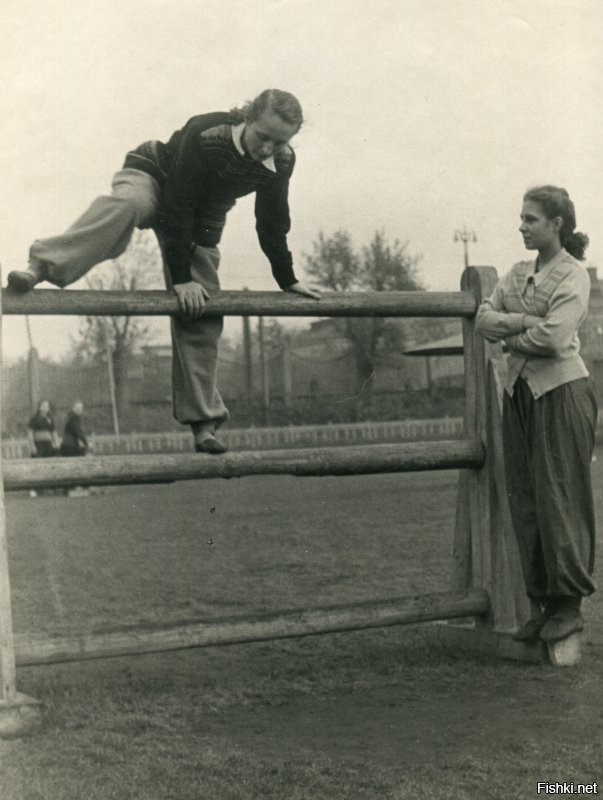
left=0, top=293, right=17, bottom=703
left=0, top=275, right=42, bottom=736
left=3, top=440, right=485, bottom=490
left=14, top=590, right=490, bottom=666
left=455, top=267, right=499, bottom=624
left=2, top=289, right=478, bottom=318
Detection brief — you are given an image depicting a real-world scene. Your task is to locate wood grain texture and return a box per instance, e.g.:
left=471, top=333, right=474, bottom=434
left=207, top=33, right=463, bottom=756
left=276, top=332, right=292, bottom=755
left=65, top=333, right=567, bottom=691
left=1, top=289, right=478, bottom=317
left=2, top=440, right=485, bottom=489
left=0, top=282, right=18, bottom=703
left=14, top=590, right=490, bottom=666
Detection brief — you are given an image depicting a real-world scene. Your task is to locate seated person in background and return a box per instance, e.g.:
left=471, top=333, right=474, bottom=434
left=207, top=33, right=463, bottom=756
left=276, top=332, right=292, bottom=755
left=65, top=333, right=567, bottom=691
left=27, top=399, right=59, bottom=457
left=60, top=400, right=90, bottom=457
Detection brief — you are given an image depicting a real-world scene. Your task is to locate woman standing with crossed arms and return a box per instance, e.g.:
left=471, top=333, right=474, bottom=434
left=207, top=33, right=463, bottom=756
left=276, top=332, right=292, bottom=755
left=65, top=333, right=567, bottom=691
left=476, top=185, right=597, bottom=644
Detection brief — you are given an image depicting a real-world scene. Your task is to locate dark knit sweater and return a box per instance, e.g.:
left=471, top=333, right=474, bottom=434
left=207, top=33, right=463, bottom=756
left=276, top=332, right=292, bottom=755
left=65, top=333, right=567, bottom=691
left=28, top=412, right=55, bottom=434
left=123, top=112, right=298, bottom=288
left=62, top=412, right=88, bottom=450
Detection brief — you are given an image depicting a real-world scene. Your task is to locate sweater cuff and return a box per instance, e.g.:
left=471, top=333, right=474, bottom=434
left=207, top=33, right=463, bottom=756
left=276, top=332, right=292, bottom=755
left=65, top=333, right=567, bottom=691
left=168, top=261, right=193, bottom=285
left=273, top=262, right=297, bottom=290
left=507, top=312, right=527, bottom=333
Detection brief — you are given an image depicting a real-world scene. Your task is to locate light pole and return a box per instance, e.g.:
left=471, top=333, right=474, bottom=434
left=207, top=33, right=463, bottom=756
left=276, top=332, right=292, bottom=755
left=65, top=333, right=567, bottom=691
left=454, top=226, right=477, bottom=268
left=102, top=319, right=120, bottom=436
left=24, top=316, right=40, bottom=413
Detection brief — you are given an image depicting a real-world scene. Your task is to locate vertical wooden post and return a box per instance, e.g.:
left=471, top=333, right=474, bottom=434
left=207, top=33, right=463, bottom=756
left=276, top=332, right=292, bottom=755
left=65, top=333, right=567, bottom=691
left=0, top=272, right=42, bottom=736
left=0, top=465, right=17, bottom=707
left=460, top=267, right=498, bottom=606
left=452, top=267, right=537, bottom=651
left=452, top=267, right=497, bottom=602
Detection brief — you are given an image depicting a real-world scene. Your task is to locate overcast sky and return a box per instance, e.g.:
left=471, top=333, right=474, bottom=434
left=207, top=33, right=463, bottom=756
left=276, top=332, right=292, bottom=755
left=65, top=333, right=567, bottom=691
left=2, top=0, right=602, bottom=361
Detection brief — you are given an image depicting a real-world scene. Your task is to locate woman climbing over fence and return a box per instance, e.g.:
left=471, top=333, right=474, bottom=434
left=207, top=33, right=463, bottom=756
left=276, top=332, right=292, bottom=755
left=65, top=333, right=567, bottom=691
left=6, top=89, right=319, bottom=454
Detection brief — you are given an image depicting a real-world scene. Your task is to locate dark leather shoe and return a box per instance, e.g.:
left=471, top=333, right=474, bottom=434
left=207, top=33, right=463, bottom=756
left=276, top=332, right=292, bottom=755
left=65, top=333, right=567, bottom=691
left=7, top=270, right=38, bottom=292
left=513, top=617, right=548, bottom=642
left=195, top=437, right=228, bottom=455
left=540, top=608, right=584, bottom=643
left=513, top=601, right=555, bottom=641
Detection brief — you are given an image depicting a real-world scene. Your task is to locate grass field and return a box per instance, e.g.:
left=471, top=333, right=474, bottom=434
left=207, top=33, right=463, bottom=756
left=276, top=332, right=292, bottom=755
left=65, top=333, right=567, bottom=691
left=1, top=457, right=602, bottom=799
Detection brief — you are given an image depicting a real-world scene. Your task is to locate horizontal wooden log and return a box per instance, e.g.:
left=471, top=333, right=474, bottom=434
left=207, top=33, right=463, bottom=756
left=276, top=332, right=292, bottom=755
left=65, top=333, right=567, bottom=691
left=14, top=590, right=489, bottom=666
left=3, top=440, right=484, bottom=489
left=1, top=288, right=477, bottom=318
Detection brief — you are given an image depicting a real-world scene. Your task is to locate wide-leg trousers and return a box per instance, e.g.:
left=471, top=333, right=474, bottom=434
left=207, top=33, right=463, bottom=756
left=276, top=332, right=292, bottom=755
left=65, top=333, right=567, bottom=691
left=28, top=168, right=228, bottom=427
left=503, top=376, right=597, bottom=602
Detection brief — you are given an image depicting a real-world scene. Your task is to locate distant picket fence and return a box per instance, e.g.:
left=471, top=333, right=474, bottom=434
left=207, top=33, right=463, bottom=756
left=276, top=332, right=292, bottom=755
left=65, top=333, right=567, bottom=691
left=7, top=409, right=603, bottom=459
left=1, top=417, right=464, bottom=459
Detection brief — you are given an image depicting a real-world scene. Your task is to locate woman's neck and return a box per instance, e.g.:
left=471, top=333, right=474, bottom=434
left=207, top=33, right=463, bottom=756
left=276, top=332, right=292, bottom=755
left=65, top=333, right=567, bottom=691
left=536, top=242, right=563, bottom=270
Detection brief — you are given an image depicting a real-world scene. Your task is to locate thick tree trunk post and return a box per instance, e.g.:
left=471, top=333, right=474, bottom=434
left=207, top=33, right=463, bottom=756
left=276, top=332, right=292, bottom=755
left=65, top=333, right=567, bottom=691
left=449, top=267, right=542, bottom=660
left=453, top=267, right=499, bottom=607
left=0, top=466, right=17, bottom=703
left=0, top=275, right=42, bottom=736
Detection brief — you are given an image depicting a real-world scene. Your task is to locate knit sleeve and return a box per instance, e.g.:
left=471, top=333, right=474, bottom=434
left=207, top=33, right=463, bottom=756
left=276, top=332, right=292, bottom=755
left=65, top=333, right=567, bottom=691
left=505, top=268, right=590, bottom=357
left=159, top=121, right=208, bottom=285
left=254, top=150, right=298, bottom=289
left=475, top=272, right=526, bottom=343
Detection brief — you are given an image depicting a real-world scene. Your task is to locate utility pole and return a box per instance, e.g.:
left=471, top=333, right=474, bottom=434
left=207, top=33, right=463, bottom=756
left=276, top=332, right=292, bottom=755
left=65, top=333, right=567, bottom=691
left=102, top=320, right=120, bottom=436
left=24, top=316, right=40, bottom=413
left=257, top=317, right=270, bottom=426
left=242, top=312, right=253, bottom=401
left=454, top=226, right=477, bottom=268
left=281, top=333, right=293, bottom=413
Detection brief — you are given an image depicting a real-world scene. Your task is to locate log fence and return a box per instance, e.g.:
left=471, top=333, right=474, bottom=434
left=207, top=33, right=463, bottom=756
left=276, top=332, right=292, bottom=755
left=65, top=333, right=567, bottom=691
left=0, top=272, right=541, bottom=736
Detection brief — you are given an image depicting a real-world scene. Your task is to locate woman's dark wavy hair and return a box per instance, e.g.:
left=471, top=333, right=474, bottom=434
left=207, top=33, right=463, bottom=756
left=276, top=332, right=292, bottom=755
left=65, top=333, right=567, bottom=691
left=230, top=89, right=303, bottom=131
left=523, top=185, right=589, bottom=260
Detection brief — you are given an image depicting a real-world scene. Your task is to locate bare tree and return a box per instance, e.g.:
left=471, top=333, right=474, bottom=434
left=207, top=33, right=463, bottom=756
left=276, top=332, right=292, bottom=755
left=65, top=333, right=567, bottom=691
left=303, top=229, right=424, bottom=416
left=72, top=230, right=164, bottom=420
